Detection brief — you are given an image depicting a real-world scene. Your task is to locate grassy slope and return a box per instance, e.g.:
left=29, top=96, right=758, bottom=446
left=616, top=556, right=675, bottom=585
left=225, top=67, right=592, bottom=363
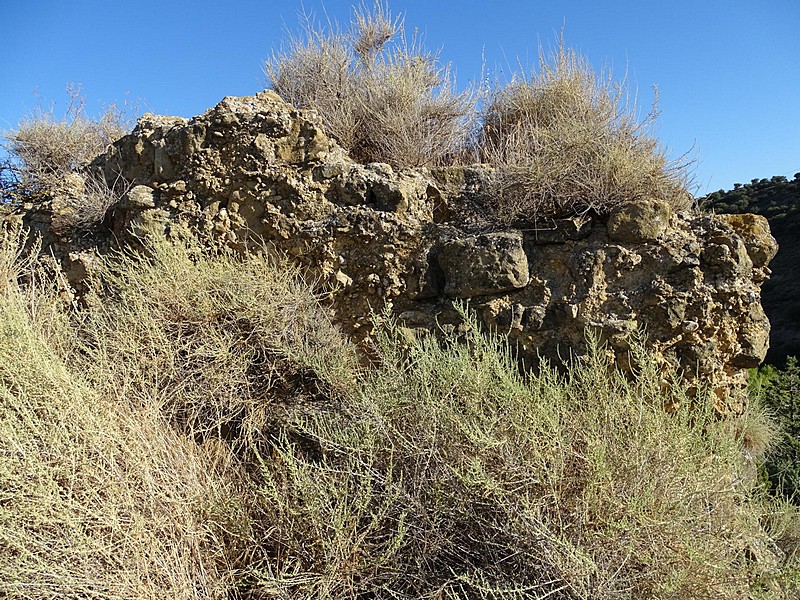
left=1, top=230, right=800, bottom=598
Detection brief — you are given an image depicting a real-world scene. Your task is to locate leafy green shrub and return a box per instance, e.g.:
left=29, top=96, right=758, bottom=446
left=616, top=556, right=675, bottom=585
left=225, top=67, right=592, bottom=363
left=264, top=1, right=475, bottom=167
left=478, top=40, right=692, bottom=222
left=753, top=357, right=800, bottom=502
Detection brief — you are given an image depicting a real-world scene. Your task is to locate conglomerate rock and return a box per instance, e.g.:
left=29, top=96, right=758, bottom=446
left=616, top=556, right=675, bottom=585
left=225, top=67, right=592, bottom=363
left=11, top=91, right=778, bottom=411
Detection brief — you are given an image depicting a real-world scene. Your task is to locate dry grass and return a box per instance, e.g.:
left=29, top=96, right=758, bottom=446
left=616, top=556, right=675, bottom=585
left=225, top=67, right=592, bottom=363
left=266, top=5, right=693, bottom=221
left=2, top=84, right=130, bottom=204
left=2, top=229, right=798, bottom=598
left=0, top=231, right=236, bottom=598
left=82, top=234, right=358, bottom=448
left=251, top=314, right=800, bottom=598
left=478, top=40, right=693, bottom=222
left=0, top=231, right=355, bottom=598
left=265, top=1, right=475, bottom=167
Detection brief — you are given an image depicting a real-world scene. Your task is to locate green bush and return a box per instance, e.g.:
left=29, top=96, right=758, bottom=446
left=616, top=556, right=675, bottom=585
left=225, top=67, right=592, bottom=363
left=753, top=357, right=800, bottom=502
left=249, top=316, right=800, bottom=598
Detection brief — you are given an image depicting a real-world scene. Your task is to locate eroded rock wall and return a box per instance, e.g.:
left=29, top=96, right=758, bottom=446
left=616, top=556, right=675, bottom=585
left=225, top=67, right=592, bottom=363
left=14, top=91, right=777, bottom=410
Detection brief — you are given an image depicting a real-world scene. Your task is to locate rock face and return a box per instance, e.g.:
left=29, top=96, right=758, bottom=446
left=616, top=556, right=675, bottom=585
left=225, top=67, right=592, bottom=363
left=14, top=91, right=777, bottom=411
left=438, top=233, right=529, bottom=298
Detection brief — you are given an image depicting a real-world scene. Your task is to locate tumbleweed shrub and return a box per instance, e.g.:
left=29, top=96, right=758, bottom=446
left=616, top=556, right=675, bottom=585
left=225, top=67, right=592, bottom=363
left=2, top=84, right=130, bottom=204
left=0, top=232, right=242, bottom=598
left=2, top=85, right=133, bottom=235
left=479, top=42, right=693, bottom=223
left=265, top=1, right=475, bottom=167
left=250, top=312, right=800, bottom=599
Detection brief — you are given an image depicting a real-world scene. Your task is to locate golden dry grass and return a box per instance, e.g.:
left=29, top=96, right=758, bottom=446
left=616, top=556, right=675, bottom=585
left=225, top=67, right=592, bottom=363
left=265, top=4, right=694, bottom=222
left=478, top=40, right=693, bottom=222
left=1, top=229, right=799, bottom=598
left=265, top=1, right=474, bottom=168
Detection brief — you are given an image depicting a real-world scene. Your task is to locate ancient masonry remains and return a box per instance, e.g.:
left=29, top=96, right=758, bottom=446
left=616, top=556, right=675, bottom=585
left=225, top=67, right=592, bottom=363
left=14, top=91, right=778, bottom=411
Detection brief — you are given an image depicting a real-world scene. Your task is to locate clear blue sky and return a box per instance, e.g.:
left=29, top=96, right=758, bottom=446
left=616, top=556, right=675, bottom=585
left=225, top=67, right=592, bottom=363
left=2, top=0, right=798, bottom=195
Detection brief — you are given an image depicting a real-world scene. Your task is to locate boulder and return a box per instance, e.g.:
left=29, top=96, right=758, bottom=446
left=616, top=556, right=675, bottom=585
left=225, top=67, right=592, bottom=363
left=607, top=200, right=672, bottom=243
left=438, top=232, right=529, bottom=298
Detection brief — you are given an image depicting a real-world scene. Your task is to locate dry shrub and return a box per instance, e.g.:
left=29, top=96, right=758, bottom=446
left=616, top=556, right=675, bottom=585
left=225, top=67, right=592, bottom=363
left=266, top=4, right=693, bottom=221
left=0, top=229, right=357, bottom=598
left=76, top=236, right=363, bottom=597
left=0, top=232, right=238, bottom=598
left=479, top=40, right=693, bottom=222
left=250, top=313, right=800, bottom=598
left=265, top=1, right=475, bottom=167
left=3, top=228, right=798, bottom=598
left=83, top=235, right=357, bottom=447
left=2, top=84, right=130, bottom=204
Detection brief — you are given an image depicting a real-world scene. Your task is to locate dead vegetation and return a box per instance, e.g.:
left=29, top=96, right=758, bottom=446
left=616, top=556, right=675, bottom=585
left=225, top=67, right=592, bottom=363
left=1, top=230, right=798, bottom=598
left=265, top=1, right=474, bottom=168
left=267, top=3, right=695, bottom=221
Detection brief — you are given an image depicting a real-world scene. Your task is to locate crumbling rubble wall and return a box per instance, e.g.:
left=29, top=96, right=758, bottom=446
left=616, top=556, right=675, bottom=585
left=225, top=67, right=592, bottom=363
left=12, top=91, right=778, bottom=411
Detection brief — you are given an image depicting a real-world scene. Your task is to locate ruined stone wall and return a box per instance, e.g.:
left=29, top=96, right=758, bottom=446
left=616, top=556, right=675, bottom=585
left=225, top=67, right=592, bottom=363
left=13, top=91, right=777, bottom=411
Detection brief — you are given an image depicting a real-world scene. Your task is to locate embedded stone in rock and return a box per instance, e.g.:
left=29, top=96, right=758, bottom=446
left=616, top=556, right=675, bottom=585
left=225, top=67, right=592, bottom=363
left=701, top=236, right=752, bottom=277
left=733, top=302, right=771, bottom=368
left=127, top=185, right=156, bottom=208
left=438, top=232, right=529, bottom=298
left=717, top=213, right=778, bottom=269
left=607, top=200, right=672, bottom=243
left=153, top=146, right=175, bottom=181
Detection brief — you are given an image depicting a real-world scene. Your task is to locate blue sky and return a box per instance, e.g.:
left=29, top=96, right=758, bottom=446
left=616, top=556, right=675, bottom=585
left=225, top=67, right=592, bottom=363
left=2, top=0, right=798, bottom=195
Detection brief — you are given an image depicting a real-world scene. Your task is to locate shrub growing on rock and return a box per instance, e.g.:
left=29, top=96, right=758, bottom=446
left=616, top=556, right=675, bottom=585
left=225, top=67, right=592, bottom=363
left=1, top=85, right=133, bottom=235
left=266, top=4, right=693, bottom=222
left=264, top=1, right=475, bottom=168
left=2, top=85, right=129, bottom=203
left=478, top=40, right=693, bottom=222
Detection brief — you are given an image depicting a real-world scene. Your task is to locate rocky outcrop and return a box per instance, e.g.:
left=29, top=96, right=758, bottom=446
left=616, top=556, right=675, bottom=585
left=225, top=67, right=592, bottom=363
left=12, top=91, right=777, bottom=411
